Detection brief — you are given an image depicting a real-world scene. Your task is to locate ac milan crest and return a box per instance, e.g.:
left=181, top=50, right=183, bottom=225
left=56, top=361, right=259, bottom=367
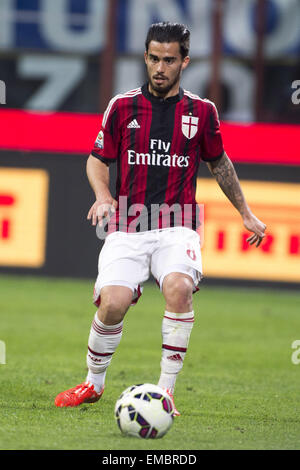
left=181, top=115, right=199, bottom=139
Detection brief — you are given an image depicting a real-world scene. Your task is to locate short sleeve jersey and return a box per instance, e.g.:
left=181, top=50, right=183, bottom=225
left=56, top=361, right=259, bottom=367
left=91, top=83, right=224, bottom=231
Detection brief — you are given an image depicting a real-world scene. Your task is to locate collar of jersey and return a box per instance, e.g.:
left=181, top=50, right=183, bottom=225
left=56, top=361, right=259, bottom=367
left=142, top=83, right=184, bottom=104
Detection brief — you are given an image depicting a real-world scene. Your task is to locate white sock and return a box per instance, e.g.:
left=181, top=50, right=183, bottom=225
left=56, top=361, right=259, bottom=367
left=86, top=369, right=107, bottom=393
left=86, top=313, right=123, bottom=393
left=158, top=310, right=194, bottom=394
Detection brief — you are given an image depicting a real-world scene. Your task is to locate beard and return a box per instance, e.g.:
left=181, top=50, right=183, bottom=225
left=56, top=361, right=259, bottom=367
left=148, top=66, right=182, bottom=97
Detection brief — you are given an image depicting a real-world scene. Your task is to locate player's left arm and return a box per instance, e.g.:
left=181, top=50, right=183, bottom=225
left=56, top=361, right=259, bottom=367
left=206, top=151, right=267, bottom=247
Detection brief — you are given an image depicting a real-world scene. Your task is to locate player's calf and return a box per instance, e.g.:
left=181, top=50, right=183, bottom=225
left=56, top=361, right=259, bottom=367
left=158, top=309, right=195, bottom=411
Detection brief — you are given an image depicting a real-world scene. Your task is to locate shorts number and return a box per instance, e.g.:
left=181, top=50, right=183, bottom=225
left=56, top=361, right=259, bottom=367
left=186, top=249, right=196, bottom=261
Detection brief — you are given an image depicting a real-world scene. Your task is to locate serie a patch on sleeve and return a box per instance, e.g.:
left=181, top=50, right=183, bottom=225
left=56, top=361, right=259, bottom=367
left=95, top=130, right=104, bottom=149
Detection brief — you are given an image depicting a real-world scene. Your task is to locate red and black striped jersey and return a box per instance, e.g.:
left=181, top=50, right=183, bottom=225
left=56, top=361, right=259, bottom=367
left=91, top=83, right=224, bottom=232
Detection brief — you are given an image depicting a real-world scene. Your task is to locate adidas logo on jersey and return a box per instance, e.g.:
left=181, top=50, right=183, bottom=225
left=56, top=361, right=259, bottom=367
left=127, top=119, right=140, bottom=129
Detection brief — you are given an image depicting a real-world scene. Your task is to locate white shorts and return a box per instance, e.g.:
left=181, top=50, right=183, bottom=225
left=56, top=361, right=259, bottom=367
left=93, top=226, right=203, bottom=307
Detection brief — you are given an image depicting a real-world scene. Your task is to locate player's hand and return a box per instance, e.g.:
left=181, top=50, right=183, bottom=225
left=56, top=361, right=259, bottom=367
left=243, top=212, right=267, bottom=248
left=87, top=198, right=118, bottom=226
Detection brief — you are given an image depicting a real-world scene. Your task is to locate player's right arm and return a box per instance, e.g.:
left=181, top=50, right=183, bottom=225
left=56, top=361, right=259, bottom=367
left=87, top=97, right=120, bottom=226
left=86, top=154, right=117, bottom=226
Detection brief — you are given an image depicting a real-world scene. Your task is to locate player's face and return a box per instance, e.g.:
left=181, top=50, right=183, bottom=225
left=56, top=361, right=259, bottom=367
left=144, top=41, right=190, bottom=98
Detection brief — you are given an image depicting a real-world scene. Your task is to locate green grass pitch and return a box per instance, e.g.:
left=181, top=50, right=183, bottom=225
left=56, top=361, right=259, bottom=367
left=0, top=274, right=299, bottom=450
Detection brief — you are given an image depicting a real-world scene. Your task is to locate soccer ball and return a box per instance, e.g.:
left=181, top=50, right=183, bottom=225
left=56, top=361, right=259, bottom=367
left=114, top=383, right=174, bottom=439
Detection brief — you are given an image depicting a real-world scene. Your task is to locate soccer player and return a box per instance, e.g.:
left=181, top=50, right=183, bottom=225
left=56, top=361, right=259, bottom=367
left=55, top=22, right=266, bottom=414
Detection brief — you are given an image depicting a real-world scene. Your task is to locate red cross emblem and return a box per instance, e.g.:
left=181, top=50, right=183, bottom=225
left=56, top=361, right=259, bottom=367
left=182, top=115, right=199, bottom=139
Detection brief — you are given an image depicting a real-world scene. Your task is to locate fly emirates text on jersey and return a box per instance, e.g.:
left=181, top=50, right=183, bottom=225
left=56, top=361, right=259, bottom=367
left=127, top=139, right=190, bottom=168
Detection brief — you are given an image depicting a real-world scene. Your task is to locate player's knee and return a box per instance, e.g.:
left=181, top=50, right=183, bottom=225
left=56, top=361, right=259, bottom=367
left=98, top=286, right=133, bottom=324
left=163, top=274, right=193, bottom=312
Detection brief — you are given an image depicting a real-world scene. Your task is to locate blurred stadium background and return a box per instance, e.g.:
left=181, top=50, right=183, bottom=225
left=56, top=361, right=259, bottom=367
left=0, top=0, right=299, bottom=285
left=0, top=0, right=300, bottom=452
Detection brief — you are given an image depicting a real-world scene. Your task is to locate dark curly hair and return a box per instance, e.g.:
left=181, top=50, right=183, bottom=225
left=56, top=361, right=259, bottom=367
left=145, top=22, right=190, bottom=59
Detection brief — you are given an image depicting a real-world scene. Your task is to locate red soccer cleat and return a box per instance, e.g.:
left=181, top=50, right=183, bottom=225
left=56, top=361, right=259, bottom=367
left=165, top=389, right=181, bottom=417
left=55, top=381, right=104, bottom=407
